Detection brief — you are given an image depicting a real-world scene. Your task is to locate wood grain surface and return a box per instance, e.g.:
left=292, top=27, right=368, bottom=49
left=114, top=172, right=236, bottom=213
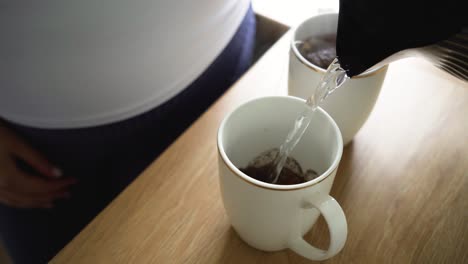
left=52, top=29, right=468, bottom=264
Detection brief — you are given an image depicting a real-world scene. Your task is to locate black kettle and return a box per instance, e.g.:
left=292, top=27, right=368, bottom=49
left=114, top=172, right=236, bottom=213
left=336, top=0, right=467, bottom=81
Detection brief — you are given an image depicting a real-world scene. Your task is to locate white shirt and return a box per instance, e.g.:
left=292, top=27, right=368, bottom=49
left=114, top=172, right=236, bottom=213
left=0, top=0, right=250, bottom=128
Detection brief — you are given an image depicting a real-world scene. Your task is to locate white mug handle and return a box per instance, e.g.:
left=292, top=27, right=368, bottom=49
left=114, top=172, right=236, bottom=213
left=287, top=193, right=347, bottom=261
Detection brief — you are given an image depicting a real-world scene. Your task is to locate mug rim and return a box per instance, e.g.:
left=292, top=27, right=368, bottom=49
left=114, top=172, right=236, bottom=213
left=290, top=12, right=387, bottom=78
left=217, top=96, right=343, bottom=191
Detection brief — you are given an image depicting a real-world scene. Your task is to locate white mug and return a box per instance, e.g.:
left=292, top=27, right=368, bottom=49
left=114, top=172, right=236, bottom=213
left=217, top=96, right=347, bottom=261
left=289, top=13, right=388, bottom=145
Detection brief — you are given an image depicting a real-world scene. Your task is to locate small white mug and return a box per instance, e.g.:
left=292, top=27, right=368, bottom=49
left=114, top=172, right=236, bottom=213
left=217, top=96, right=347, bottom=261
left=289, top=13, right=388, bottom=145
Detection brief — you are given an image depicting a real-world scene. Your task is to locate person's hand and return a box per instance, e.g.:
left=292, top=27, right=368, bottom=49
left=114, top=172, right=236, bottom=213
left=0, top=123, right=76, bottom=209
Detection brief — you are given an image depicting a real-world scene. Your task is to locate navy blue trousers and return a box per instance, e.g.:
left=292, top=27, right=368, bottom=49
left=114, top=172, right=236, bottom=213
left=0, top=6, right=256, bottom=263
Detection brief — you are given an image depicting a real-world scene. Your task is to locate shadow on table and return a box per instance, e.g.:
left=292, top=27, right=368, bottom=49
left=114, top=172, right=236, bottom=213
left=218, top=227, right=292, bottom=263
left=252, top=13, right=289, bottom=64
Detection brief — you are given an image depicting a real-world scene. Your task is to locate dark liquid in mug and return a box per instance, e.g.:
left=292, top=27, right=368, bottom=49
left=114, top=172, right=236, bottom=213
left=239, top=148, right=318, bottom=185
left=297, top=34, right=337, bottom=70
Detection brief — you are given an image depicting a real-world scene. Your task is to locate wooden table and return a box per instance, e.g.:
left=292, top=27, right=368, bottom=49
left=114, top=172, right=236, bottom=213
left=52, top=29, right=468, bottom=264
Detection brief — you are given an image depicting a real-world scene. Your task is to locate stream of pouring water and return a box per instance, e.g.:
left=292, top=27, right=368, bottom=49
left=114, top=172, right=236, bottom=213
left=269, top=58, right=348, bottom=184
